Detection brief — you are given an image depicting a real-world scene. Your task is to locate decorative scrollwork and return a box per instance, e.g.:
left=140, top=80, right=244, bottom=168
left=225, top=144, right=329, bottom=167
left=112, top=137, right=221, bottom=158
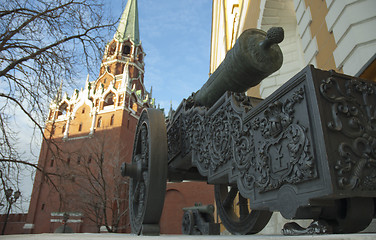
left=182, top=90, right=315, bottom=194
left=130, top=121, right=149, bottom=228
left=249, top=88, right=316, bottom=192
left=187, top=110, right=211, bottom=174
left=320, top=77, right=376, bottom=190
left=167, top=116, right=182, bottom=160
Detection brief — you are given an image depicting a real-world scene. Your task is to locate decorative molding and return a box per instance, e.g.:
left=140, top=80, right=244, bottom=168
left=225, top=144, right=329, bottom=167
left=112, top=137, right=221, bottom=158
left=172, top=90, right=316, bottom=196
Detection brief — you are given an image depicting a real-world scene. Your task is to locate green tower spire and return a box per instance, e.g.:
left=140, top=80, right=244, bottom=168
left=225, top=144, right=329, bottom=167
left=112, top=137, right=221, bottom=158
left=114, top=0, right=140, bottom=45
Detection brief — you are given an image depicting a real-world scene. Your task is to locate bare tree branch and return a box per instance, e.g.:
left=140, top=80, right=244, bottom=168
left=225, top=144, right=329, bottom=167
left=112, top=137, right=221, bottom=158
left=0, top=0, right=118, bottom=211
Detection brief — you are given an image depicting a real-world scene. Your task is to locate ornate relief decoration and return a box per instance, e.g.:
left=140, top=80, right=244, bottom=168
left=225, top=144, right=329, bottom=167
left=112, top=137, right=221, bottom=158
left=130, top=116, right=149, bottom=228
left=250, top=88, right=316, bottom=193
left=173, top=90, right=316, bottom=196
left=167, top=115, right=182, bottom=160
left=320, top=77, right=376, bottom=190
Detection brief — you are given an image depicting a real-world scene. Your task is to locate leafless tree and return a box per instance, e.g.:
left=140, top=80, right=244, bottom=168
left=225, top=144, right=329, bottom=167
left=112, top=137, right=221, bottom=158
left=0, top=0, right=117, bottom=208
left=67, top=133, right=129, bottom=233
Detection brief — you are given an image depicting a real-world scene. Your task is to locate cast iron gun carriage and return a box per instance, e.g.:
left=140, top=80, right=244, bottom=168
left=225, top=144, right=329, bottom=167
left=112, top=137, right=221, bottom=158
left=121, top=27, right=376, bottom=235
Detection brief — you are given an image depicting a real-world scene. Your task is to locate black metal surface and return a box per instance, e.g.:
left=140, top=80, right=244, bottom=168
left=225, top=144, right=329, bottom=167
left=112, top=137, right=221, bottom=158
left=214, top=184, right=272, bottom=235
left=126, top=109, right=168, bottom=235
left=182, top=210, right=194, bottom=235
left=182, top=205, right=220, bottom=235
left=166, top=65, right=376, bottom=234
left=193, top=27, right=284, bottom=107
left=123, top=26, right=376, bottom=235
left=282, top=221, right=333, bottom=235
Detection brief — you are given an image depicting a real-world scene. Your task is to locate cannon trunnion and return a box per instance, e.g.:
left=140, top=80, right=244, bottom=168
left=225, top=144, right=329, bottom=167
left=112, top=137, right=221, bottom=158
left=121, top=27, right=376, bottom=235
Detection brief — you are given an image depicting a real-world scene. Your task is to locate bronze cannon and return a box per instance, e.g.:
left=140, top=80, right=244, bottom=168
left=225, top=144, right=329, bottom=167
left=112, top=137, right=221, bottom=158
left=121, top=27, right=376, bottom=235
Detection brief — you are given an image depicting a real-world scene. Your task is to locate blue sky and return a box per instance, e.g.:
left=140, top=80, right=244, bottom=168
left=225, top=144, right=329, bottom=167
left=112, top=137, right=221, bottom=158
left=109, top=0, right=213, bottom=111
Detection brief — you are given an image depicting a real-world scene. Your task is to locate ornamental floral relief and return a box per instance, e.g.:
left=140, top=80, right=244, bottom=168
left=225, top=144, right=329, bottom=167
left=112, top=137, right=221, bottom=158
left=320, top=77, right=376, bottom=190
left=181, top=90, right=316, bottom=195
left=250, top=87, right=316, bottom=192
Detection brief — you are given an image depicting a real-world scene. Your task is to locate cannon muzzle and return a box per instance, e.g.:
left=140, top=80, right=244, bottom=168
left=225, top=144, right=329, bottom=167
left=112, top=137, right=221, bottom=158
left=193, top=27, right=284, bottom=107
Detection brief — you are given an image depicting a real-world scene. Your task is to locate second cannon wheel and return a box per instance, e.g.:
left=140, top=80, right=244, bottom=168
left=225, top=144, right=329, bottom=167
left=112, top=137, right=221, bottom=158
left=128, top=109, right=168, bottom=235
left=215, top=184, right=272, bottom=235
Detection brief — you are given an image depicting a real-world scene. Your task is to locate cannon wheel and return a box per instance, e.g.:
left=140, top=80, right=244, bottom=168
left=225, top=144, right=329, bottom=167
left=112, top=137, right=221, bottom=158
left=129, top=109, right=168, bottom=235
left=330, top=197, right=374, bottom=233
left=215, top=184, right=272, bottom=235
left=182, top=210, right=195, bottom=235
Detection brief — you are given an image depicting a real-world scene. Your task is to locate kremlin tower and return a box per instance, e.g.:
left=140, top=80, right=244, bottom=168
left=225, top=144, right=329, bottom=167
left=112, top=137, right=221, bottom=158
left=25, top=0, right=213, bottom=234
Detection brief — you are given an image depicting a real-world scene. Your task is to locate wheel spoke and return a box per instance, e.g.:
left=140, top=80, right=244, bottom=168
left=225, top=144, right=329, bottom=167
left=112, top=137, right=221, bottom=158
left=223, top=187, right=238, bottom=208
left=128, top=109, right=168, bottom=235
left=238, top=195, right=249, bottom=220
left=132, top=181, right=140, bottom=202
left=215, top=184, right=272, bottom=235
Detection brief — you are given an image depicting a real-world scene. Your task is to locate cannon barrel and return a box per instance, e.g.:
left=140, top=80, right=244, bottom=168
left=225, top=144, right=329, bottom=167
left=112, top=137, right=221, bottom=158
left=193, top=27, right=284, bottom=107
left=182, top=204, right=215, bottom=215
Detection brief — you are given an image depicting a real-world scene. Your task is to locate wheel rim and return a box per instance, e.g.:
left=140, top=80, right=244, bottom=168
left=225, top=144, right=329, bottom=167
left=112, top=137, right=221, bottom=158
left=215, top=184, right=271, bottom=235
left=182, top=210, right=194, bottom=235
left=129, top=109, right=168, bottom=235
left=332, top=197, right=374, bottom=233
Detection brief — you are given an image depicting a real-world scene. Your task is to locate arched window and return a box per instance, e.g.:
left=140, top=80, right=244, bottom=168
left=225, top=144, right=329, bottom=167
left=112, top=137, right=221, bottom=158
left=108, top=42, right=116, bottom=55
left=130, top=94, right=137, bottom=112
left=97, top=117, right=102, bottom=128
left=78, top=123, right=82, bottom=132
left=58, top=103, right=68, bottom=116
left=110, top=114, right=115, bottom=126
left=123, top=45, right=131, bottom=55
left=104, top=92, right=115, bottom=107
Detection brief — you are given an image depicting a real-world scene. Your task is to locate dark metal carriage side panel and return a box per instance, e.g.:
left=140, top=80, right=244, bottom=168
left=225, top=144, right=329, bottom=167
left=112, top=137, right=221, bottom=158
left=237, top=66, right=334, bottom=218
left=312, top=68, right=376, bottom=198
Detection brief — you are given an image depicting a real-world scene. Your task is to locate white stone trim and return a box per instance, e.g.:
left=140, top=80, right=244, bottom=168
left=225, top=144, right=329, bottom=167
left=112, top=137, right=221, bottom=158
left=101, top=59, right=145, bottom=74
left=50, top=219, right=83, bottom=223
left=63, top=134, right=93, bottom=141
left=304, top=36, right=318, bottom=65
left=295, top=1, right=305, bottom=24
left=331, top=1, right=376, bottom=45
left=258, top=0, right=305, bottom=98
left=327, top=0, right=376, bottom=75
left=325, top=0, right=334, bottom=9
left=51, top=212, right=83, bottom=217
left=326, top=0, right=358, bottom=32
left=297, top=6, right=312, bottom=38
left=23, top=223, right=34, bottom=229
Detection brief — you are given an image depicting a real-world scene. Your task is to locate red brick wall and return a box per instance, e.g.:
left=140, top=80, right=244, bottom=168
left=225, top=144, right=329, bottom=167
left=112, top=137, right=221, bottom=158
left=0, top=214, right=27, bottom=235
left=160, top=182, right=214, bottom=234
